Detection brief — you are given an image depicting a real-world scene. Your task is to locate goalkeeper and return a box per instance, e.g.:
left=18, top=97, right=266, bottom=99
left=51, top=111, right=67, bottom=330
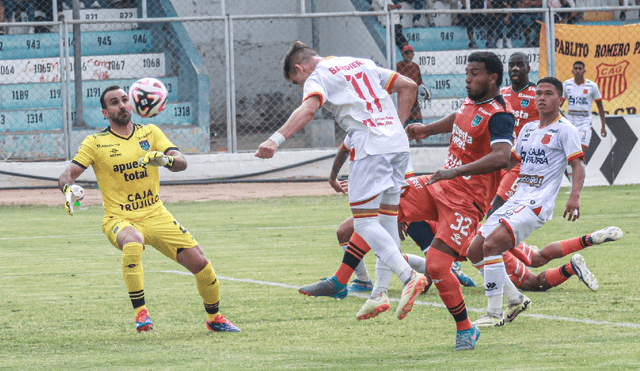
left=58, top=85, right=240, bottom=333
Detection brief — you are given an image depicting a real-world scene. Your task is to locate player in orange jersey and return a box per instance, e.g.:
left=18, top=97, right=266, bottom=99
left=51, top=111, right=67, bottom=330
left=489, top=52, right=540, bottom=216
left=403, top=51, right=515, bottom=351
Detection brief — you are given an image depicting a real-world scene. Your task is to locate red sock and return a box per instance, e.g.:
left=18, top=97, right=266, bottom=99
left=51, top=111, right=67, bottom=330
left=426, top=247, right=471, bottom=331
left=560, top=236, right=592, bottom=256
left=543, top=265, right=572, bottom=287
left=334, top=232, right=371, bottom=284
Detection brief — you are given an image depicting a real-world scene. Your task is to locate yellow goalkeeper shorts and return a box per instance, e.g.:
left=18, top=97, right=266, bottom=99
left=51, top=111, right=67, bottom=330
left=102, top=204, right=198, bottom=261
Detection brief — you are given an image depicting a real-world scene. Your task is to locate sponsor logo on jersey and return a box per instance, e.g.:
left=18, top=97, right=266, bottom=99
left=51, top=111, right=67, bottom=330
left=471, top=114, right=483, bottom=127
left=596, top=61, right=629, bottom=101
left=451, top=124, right=473, bottom=150
left=139, top=139, right=150, bottom=151
left=518, top=174, right=544, bottom=188
left=520, top=148, right=549, bottom=165
left=110, top=148, right=121, bottom=158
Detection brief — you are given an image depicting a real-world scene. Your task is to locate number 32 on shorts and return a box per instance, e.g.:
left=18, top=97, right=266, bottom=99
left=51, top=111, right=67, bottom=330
left=449, top=212, right=472, bottom=246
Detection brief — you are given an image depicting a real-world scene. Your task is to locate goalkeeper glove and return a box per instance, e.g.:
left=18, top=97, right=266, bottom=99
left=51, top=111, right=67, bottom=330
left=62, top=183, right=85, bottom=216
left=139, top=151, right=175, bottom=168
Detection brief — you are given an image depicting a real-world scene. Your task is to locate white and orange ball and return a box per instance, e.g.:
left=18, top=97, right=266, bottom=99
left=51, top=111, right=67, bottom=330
left=128, top=77, right=169, bottom=118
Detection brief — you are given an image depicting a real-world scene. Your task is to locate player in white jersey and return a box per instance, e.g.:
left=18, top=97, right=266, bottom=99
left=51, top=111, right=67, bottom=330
left=466, top=77, right=586, bottom=328
left=562, top=61, right=607, bottom=148
left=256, top=41, right=429, bottom=320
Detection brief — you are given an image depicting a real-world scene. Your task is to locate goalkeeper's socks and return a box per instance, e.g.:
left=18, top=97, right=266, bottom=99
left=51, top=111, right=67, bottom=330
left=195, top=262, right=221, bottom=322
left=560, top=235, right=593, bottom=256
left=122, top=242, right=145, bottom=308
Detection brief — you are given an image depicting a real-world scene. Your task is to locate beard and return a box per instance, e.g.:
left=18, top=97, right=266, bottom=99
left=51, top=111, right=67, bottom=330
left=468, top=88, right=489, bottom=102
left=109, top=110, right=131, bottom=126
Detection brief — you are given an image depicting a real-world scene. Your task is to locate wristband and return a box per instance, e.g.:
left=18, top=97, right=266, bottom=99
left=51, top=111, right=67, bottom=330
left=269, top=132, right=286, bottom=146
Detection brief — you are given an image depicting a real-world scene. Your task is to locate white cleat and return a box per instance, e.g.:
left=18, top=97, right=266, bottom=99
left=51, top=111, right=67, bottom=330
left=571, top=254, right=599, bottom=291
left=589, top=226, right=623, bottom=245
left=473, top=312, right=506, bottom=328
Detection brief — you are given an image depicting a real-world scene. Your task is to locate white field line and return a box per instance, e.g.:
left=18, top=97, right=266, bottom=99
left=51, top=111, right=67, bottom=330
left=163, top=270, right=640, bottom=330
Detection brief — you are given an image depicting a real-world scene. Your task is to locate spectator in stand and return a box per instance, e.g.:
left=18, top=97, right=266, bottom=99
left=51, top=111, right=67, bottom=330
left=396, top=45, right=424, bottom=126
left=372, top=0, right=409, bottom=50
left=402, top=0, right=427, bottom=27
left=421, top=0, right=460, bottom=27
left=619, top=0, right=640, bottom=20
left=458, top=0, right=495, bottom=49
left=512, top=0, right=542, bottom=47
left=550, top=0, right=582, bottom=24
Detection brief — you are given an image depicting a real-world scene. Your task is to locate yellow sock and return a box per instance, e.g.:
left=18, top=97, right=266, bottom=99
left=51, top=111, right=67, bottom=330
left=122, top=242, right=145, bottom=310
left=195, top=261, right=221, bottom=322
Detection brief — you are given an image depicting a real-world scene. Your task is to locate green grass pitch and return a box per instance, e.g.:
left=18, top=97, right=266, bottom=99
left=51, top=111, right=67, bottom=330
left=1, top=185, right=639, bottom=370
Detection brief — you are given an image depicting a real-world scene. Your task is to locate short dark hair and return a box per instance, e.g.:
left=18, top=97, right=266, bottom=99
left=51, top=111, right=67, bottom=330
left=283, top=41, right=318, bottom=81
left=537, top=76, right=563, bottom=96
left=573, top=61, right=585, bottom=68
left=100, top=85, right=123, bottom=109
left=468, top=51, right=504, bottom=88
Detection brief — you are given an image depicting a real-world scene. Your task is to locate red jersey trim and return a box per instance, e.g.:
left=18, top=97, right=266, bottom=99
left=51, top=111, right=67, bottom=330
left=303, top=91, right=325, bottom=106
left=384, top=72, right=399, bottom=93
left=567, top=150, right=585, bottom=163
left=350, top=194, right=379, bottom=207
left=499, top=218, right=517, bottom=249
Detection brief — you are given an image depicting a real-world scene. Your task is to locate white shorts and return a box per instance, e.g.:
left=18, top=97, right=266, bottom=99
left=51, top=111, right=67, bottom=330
left=348, top=152, right=409, bottom=208
left=478, top=200, right=545, bottom=249
left=573, top=123, right=592, bottom=147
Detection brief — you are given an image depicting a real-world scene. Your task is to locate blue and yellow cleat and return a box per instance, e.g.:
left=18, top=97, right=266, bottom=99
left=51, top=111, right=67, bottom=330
left=206, top=314, right=241, bottom=332
left=455, top=325, right=480, bottom=351
left=348, top=279, right=373, bottom=293
left=135, top=308, right=154, bottom=333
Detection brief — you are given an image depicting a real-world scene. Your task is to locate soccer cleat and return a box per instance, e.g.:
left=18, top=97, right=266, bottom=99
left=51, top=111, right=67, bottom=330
left=451, top=262, right=477, bottom=287
left=455, top=325, right=480, bottom=351
left=206, top=314, right=241, bottom=332
left=571, top=254, right=599, bottom=291
left=356, top=291, right=391, bottom=320
left=473, top=312, right=506, bottom=328
left=348, top=279, right=373, bottom=293
left=588, top=226, right=623, bottom=245
left=135, top=308, right=154, bottom=333
left=396, top=271, right=430, bottom=320
left=298, top=276, right=348, bottom=299
left=505, top=294, right=531, bottom=323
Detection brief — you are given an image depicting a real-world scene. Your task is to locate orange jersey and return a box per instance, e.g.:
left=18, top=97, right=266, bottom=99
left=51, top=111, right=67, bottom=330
left=500, top=83, right=538, bottom=139
left=440, top=95, right=515, bottom=213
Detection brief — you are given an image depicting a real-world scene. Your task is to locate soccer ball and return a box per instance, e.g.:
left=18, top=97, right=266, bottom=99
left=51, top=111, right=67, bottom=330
left=418, top=84, right=432, bottom=101
left=128, top=77, right=169, bottom=118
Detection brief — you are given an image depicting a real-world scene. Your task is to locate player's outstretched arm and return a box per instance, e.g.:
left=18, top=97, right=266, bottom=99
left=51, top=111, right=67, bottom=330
left=388, top=74, right=417, bottom=124
left=255, top=95, right=321, bottom=159
left=58, top=163, right=86, bottom=216
left=427, top=142, right=511, bottom=185
left=406, top=112, right=456, bottom=141
left=596, top=100, right=607, bottom=137
left=564, top=157, right=585, bottom=221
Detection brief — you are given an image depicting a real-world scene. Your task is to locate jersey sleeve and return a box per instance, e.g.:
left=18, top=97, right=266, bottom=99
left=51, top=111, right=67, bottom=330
left=368, top=61, right=398, bottom=93
left=303, top=72, right=326, bottom=106
left=149, top=124, right=178, bottom=154
left=591, top=82, right=603, bottom=101
left=561, top=123, right=585, bottom=162
left=562, top=81, right=568, bottom=99
left=488, top=112, right=516, bottom=145
left=71, top=136, right=96, bottom=169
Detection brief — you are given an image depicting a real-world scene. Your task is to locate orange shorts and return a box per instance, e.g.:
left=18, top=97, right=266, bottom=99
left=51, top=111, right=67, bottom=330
left=399, top=175, right=484, bottom=255
left=495, top=163, right=520, bottom=202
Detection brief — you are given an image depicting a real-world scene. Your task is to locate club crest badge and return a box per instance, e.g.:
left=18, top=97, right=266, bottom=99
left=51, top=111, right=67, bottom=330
left=471, top=114, right=483, bottom=127
left=139, top=139, right=150, bottom=151
left=520, top=99, right=530, bottom=108
left=542, top=134, right=552, bottom=145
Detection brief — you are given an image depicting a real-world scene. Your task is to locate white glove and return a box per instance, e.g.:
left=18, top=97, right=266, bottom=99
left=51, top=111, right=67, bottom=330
left=139, top=151, right=175, bottom=168
left=63, top=183, right=85, bottom=216
left=418, top=84, right=432, bottom=101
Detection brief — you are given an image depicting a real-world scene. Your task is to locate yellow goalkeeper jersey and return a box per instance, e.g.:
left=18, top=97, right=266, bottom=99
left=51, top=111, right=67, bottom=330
left=72, top=124, right=178, bottom=219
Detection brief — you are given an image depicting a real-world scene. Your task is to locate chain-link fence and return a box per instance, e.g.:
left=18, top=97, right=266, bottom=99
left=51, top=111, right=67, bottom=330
left=0, top=0, right=638, bottom=160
